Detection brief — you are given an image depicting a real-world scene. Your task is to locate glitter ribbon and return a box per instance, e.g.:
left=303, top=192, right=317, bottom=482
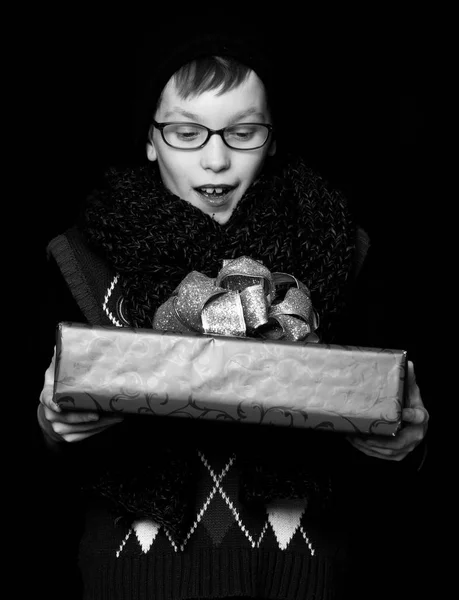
left=152, top=256, right=319, bottom=342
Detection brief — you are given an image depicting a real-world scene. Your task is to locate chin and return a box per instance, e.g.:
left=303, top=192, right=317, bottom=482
left=211, top=210, right=233, bottom=225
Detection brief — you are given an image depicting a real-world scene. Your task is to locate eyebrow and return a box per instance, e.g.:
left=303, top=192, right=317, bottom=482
left=162, top=106, right=266, bottom=123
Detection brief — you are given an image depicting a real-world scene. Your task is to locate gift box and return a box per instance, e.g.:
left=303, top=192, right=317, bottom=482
left=53, top=321, right=407, bottom=436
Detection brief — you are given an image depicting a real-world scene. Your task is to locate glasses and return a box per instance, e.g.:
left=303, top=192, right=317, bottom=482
left=152, top=120, right=273, bottom=150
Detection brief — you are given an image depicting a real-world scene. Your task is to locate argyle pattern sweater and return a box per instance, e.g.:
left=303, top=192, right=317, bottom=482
left=43, top=225, right=367, bottom=600
left=46, top=227, right=356, bottom=600
left=77, top=449, right=345, bottom=600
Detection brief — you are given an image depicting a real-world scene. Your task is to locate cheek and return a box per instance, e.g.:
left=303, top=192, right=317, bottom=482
left=238, top=153, right=268, bottom=182
left=157, top=151, right=193, bottom=187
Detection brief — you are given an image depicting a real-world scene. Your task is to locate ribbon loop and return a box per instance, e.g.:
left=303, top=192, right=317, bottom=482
left=174, top=271, right=218, bottom=332
left=201, top=291, right=246, bottom=336
left=240, top=284, right=269, bottom=332
left=153, top=256, right=319, bottom=342
left=216, top=256, right=276, bottom=301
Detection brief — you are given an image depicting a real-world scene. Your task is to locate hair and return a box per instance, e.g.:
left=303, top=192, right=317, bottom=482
left=155, top=55, right=255, bottom=114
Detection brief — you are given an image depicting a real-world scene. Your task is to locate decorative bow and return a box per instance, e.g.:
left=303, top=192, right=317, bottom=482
left=153, top=256, right=319, bottom=342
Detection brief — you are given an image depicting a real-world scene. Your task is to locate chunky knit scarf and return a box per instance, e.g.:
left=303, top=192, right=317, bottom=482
left=76, top=153, right=357, bottom=540
left=82, top=153, right=356, bottom=341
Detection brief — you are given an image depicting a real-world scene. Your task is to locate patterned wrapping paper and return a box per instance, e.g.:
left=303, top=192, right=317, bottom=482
left=53, top=322, right=407, bottom=436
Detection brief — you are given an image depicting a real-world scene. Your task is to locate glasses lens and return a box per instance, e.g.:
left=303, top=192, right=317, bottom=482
left=224, top=124, right=269, bottom=149
left=163, top=123, right=208, bottom=148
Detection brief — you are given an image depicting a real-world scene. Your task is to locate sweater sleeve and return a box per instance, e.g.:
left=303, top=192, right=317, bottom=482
left=34, top=250, right=184, bottom=464
left=34, top=254, right=87, bottom=450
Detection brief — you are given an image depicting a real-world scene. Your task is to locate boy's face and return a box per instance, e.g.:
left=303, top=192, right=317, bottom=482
left=147, top=71, right=276, bottom=224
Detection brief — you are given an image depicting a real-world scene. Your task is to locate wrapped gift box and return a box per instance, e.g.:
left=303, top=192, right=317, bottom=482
left=53, top=321, right=407, bottom=436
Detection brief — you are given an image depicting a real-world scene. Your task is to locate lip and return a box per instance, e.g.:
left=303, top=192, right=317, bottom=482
left=193, top=184, right=238, bottom=208
left=196, top=183, right=237, bottom=188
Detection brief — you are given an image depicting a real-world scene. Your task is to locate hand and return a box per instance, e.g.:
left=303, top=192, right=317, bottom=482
left=38, top=347, right=124, bottom=444
left=346, top=361, right=429, bottom=461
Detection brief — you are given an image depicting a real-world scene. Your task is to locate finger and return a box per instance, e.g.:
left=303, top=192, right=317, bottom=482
left=40, top=346, right=62, bottom=412
left=42, top=405, right=100, bottom=424
left=349, top=431, right=407, bottom=448
left=346, top=436, right=410, bottom=461
left=39, top=383, right=62, bottom=413
left=369, top=426, right=413, bottom=444
left=348, top=436, right=395, bottom=454
left=347, top=431, right=417, bottom=452
left=346, top=436, right=398, bottom=459
left=406, top=361, right=424, bottom=409
left=402, top=406, right=429, bottom=425
left=53, top=416, right=123, bottom=436
left=359, top=442, right=416, bottom=457
left=52, top=415, right=124, bottom=438
left=43, top=347, right=57, bottom=385
left=361, top=450, right=407, bottom=461
left=40, top=395, right=62, bottom=414
left=363, top=425, right=426, bottom=452
left=353, top=426, right=424, bottom=451
left=359, top=438, right=402, bottom=451
left=60, top=420, right=123, bottom=443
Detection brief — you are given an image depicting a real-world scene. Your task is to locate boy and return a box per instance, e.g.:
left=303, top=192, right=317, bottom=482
left=37, top=30, right=428, bottom=600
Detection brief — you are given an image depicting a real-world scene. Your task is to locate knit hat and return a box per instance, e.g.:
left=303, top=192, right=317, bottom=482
left=152, top=31, right=275, bottom=104
left=133, top=28, right=279, bottom=154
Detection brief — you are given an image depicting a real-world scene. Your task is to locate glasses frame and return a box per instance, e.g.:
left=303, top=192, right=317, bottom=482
left=152, top=120, right=274, bottom=151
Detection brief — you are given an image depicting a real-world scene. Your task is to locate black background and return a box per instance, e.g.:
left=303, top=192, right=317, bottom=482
left=21, top=13, right=445, bottom=599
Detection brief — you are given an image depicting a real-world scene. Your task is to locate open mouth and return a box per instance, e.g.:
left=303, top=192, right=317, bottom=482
left=194, top=185, right=237, bottom=207
left=195, top=185, right=236, bottom=199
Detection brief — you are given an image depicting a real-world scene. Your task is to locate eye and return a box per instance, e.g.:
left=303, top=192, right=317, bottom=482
left=165, top=124, right=206, bottom=143
left=175, top=127, right=202, bottom=140
left=227, top=125, right=257, bottom=139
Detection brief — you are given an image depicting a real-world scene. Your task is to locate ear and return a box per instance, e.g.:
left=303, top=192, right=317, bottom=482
left=268, top=138, right=277, bottom=157
left=146, top=125, right=158, bottom=162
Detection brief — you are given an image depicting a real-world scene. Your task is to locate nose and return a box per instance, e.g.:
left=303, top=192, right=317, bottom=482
left=200, top=133, right=231, bottom=172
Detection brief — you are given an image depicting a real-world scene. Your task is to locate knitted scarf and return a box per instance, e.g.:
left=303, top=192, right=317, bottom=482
left=81, top=153, right=356, bottom=341
left=76, top=153, right=357, bottom=540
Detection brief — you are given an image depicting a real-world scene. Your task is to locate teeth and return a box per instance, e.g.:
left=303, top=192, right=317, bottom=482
left=203, top=187, right=224, bottom=194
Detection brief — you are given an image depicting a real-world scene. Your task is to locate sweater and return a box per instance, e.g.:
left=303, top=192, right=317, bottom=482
left=40, top=162, right=425, bottom=600
left=47, top=228, right=349, bottom=600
